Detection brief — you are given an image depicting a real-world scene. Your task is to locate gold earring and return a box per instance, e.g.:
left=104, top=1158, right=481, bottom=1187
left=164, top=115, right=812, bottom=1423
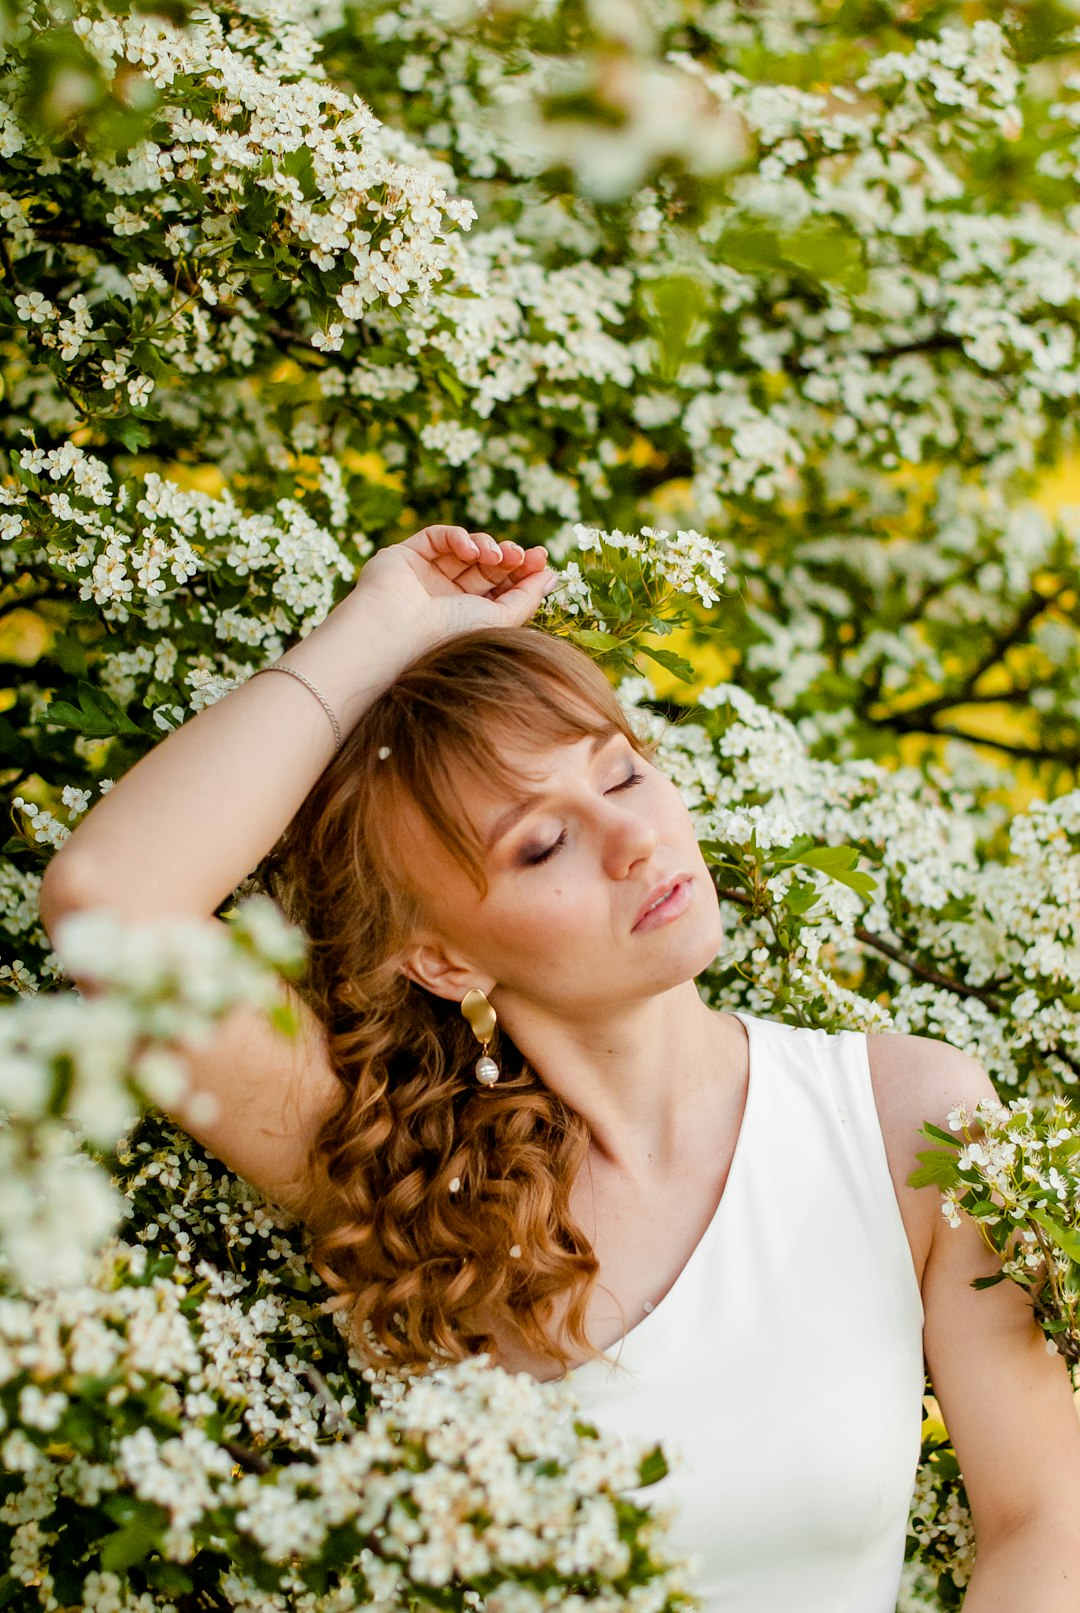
left=460, top=988, right=500, bottom=1086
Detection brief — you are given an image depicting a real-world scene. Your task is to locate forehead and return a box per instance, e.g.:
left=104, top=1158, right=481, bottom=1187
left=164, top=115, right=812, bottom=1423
left=414, top=728, right=615, bottom=829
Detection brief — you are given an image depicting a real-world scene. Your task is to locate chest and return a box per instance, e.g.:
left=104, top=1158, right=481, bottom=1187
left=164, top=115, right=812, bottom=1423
left=565, top=1099, right=750, bottom=1357
left=492, top=1068, right=751, bottom=1380
left=491, top=1032, right=934, bottom=1382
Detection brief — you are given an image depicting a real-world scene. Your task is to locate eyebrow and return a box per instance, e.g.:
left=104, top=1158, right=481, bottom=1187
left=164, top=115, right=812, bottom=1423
left=482, top=730, right=623, bottom=850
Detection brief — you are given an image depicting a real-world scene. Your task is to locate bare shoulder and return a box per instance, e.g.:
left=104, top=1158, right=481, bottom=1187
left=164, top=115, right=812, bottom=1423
left=864, top=1028, right=1000, bottom=1289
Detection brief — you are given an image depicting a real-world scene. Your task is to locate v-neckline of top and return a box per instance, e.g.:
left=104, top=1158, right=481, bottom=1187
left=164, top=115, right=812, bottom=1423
left=574, top=1008, right=757, bottom=1369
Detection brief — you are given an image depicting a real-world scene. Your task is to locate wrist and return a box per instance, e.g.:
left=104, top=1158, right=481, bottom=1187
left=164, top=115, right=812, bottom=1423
left=275, top=593, right=433, bottom=735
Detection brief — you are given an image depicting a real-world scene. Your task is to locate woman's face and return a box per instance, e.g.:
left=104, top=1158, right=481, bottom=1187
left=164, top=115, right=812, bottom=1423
left=394, top=726, right=724, bottom=1016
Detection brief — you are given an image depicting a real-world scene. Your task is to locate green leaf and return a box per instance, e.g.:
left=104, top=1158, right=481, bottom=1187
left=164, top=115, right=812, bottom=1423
left=919, top=1122, right=961, bottom=1148
left=145, top=1560, right=194, bottom=1595
left=636, top=642, right=695, bottom=683
left=99, top=1504, right=168, bottom=1572
left=281, top=144, right=316, bottom=198
left=787, top=843, right=877, bottom=898
left=1028, top=1207, right=1080, bottom=1263
left=107, top=417, right=152, bottom=452
left=434, top=369, right=467, bottom=408
left=712, top=225, right=784, bottom=276
left=637, top=1445, right=669, bottom=1487
left=783, top=878, right=820, bottom=915
left=569, top=627, right=623, bottom=652
left=780, top=219, right=867, bottom=294
left=641, top=274, right=710, bottom=380
left=908, top=1148, right=959, bottom=1190
left=45, top=683, right=145, bottom=739
left=712, top=218, right=867, bottom=294
left=788, top=844, right=859, bottom=872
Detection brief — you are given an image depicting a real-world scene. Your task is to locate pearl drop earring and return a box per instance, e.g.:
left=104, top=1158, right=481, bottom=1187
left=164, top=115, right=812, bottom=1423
left=460, top=988, right=500, bottom=1086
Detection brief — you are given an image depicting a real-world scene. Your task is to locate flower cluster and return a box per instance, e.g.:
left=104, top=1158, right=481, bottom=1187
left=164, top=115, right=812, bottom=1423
left=0, top=1118, right=691, bottom=1613
left=2, top=0, right=475, bottom=413
left=536, top=523, right=730, bottom=683
left=900, top=1431, right=976, bottom=1611
left=7, top=443, right=356, bottom=651
left=913, top=1092, right=1080, bottom=1366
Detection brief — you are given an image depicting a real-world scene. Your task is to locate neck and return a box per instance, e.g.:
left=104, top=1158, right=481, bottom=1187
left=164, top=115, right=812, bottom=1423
left=496, top=981, right=738, bottom=1179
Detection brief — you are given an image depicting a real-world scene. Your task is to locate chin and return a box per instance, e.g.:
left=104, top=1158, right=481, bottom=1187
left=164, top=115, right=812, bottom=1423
left=649, top=910, right=726, bottom=993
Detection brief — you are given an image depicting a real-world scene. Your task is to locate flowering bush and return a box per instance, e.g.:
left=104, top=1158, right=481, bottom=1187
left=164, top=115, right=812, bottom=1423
left=5, top=0, right=1080, bottom=1608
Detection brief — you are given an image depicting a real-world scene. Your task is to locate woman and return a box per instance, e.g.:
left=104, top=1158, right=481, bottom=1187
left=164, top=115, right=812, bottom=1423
left=39, top=525, right=1080, bottom=1612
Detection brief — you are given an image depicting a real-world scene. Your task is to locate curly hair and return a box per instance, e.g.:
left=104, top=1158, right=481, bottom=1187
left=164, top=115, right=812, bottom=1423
left=257, top=626, right=660, bottom=1375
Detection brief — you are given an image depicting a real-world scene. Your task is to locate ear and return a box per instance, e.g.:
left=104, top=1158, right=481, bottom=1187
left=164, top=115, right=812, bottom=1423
left=397, top=937, right=496, bottom=1004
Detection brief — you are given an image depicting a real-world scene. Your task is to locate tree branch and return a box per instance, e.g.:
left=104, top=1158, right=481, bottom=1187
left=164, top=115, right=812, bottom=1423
left=892, top=725, right=1080, bottom=766
left=885, top=589, right=1066, bottom=729
left=854, top=925, right=1007, bottom=1009
left=785, top=331, right=965, bottom=376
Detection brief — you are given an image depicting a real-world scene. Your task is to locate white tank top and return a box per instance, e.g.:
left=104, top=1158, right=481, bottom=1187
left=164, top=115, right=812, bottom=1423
left=565, top=1010, right=926, bottom=1613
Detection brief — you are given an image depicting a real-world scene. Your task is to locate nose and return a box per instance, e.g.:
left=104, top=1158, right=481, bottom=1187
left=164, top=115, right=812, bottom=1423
left=601, top=796, right=659, bottom=879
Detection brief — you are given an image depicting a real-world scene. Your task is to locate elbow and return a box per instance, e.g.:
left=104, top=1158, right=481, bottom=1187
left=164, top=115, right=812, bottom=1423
left=38, top=852, right=106, bottom=947
left=38, top=854, right=126, bottom=997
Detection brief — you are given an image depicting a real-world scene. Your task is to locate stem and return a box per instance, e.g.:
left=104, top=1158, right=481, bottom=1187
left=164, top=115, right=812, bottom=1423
left=300, top=1362, right=355, bottom=1436
left=1026, top=1220, right=1074, bottom=1363
left=855, top=925, right=1007, bottom=1009
left=222, top=1439, right=271, bottom=1474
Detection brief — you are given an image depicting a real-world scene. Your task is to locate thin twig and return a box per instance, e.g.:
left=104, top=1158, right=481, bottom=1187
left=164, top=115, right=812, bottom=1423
left=855, top=926, right=1007, bottom=1009
left=300, top=1361, right=355, bottom=1436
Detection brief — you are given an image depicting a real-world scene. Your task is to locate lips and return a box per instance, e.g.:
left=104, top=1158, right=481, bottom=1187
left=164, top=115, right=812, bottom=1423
left=632, top=874, right=694, bottom=931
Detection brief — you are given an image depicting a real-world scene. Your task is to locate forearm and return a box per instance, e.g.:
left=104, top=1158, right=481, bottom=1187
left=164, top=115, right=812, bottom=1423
left=40, top=591, right=423, bottom=927
left=961, top=1517, right=1080, bottom=1611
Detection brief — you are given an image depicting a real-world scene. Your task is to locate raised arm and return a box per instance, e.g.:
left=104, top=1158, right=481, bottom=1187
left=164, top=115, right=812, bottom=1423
left=38, top=527, right=553, bottom=1220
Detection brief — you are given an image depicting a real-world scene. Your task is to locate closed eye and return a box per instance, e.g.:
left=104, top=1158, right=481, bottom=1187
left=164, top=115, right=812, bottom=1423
left=609, top=768, right=644, bottom=794
left=520, top=767, right=645, bottom=867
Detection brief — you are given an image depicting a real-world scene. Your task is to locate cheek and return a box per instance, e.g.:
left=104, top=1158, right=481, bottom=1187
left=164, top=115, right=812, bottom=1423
left=495, top=870, right=600, bottom=948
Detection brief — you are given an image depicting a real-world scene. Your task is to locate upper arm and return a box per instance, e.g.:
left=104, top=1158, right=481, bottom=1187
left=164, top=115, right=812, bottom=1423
left=896, top=1035, right=1080, bottom=1541
left=39, top=861, right=346, bottom=1230
left=167, top=955, right=346, bottom=1231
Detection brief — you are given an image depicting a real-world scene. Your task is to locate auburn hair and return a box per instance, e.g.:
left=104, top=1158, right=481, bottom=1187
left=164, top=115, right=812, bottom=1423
left=257, top=626, right=660, bottom=1374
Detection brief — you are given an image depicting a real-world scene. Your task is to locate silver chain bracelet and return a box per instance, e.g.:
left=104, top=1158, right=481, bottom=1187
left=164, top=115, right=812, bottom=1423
left=248, top=664, right=343, bottom=754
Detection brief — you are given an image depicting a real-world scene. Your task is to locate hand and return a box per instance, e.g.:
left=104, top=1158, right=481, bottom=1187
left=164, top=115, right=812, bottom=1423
left=349, top=524, right=555, bottom=652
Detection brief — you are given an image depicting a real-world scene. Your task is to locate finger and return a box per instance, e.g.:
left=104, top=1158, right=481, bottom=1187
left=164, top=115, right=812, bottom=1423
left=404, top=525, right=480, bottom=566
left=469, top=532, right=513, bottom=584
left=465, top=536, right=528, bottom=588
left=489, top=564, right=560, bottom=623
left=412, top=525, right=493, bottom=584
left=455, top=545, right=532, bottom=595
left=504, top=544, right=547, bottom=581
